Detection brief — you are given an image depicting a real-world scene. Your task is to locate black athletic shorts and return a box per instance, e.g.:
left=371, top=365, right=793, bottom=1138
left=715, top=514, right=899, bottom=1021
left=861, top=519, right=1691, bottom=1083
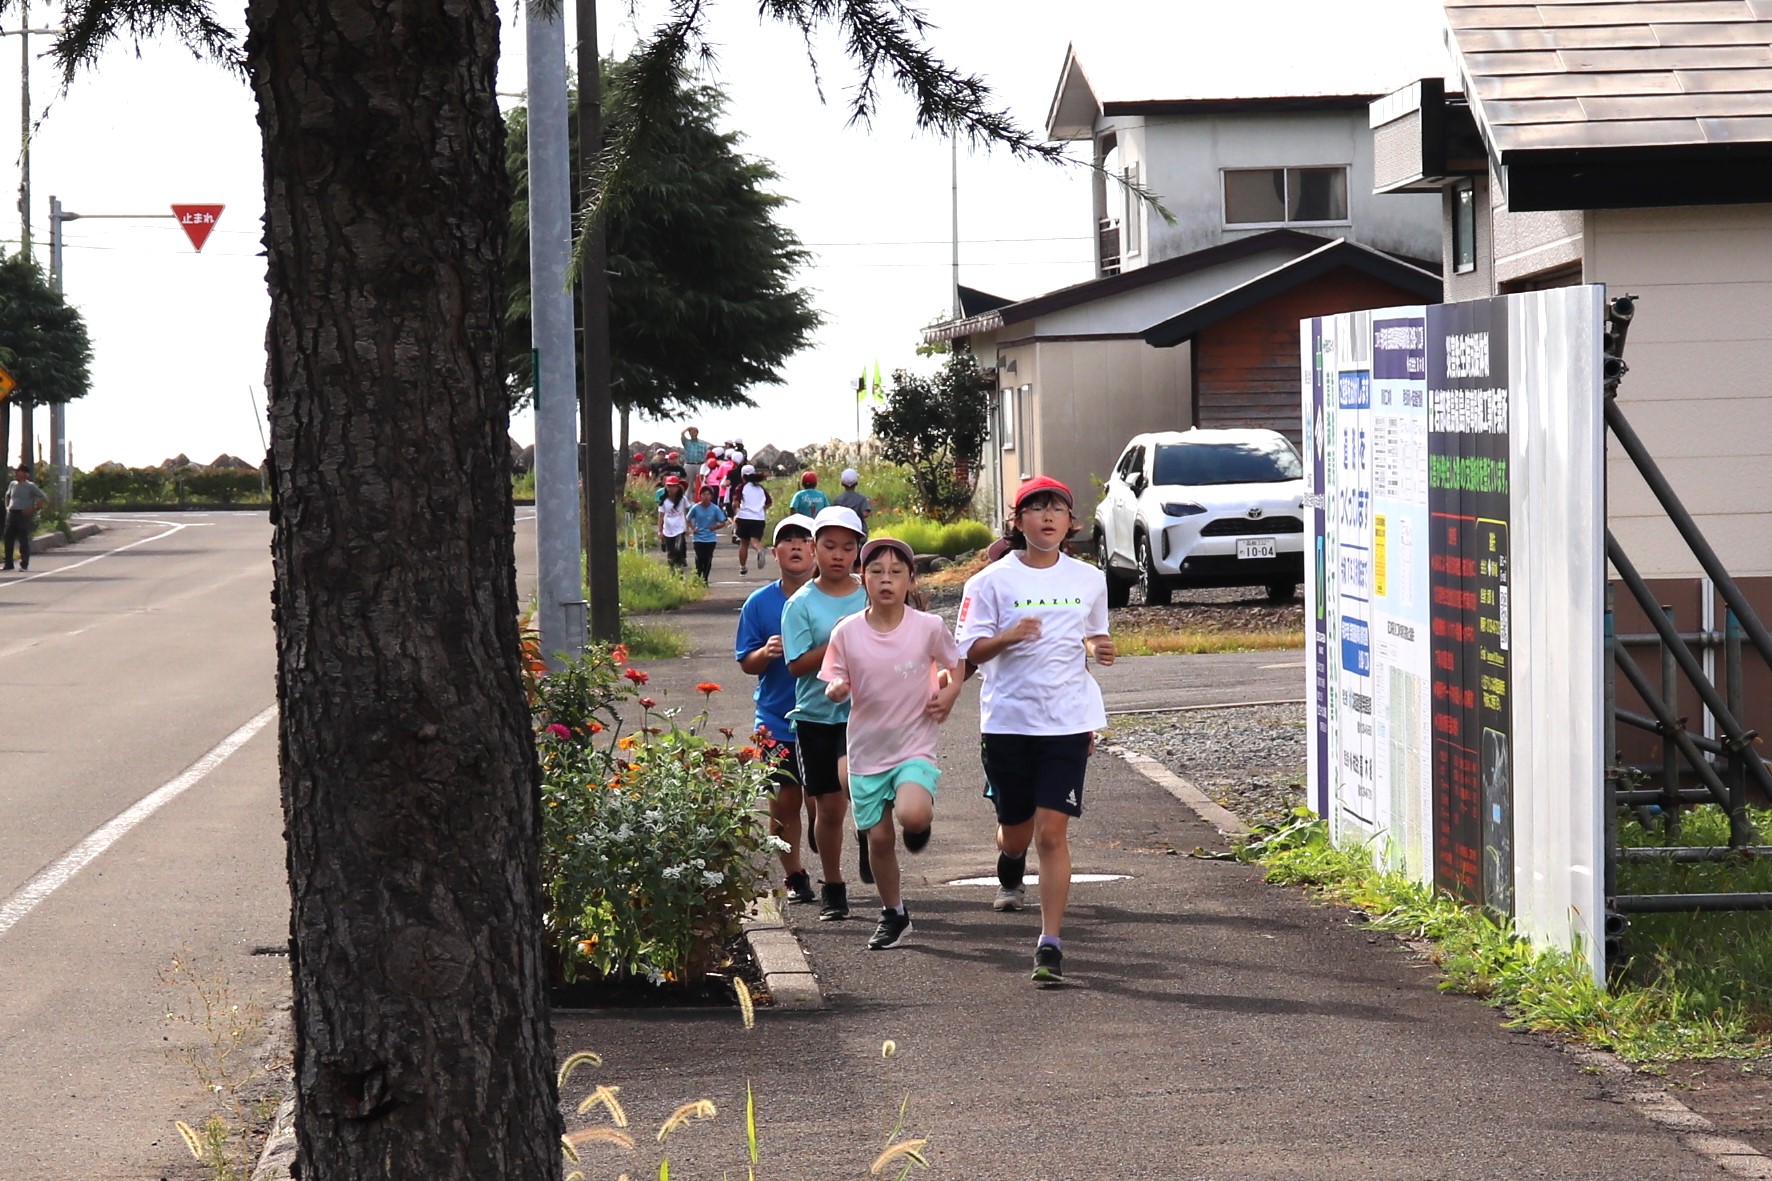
left=763, top=740, right=798, bottom=794
left=735, top=517, right=766, bottom=541
left=979, top=732, right=1091, bottom=826
left=794, top=720, right=849, bottom=797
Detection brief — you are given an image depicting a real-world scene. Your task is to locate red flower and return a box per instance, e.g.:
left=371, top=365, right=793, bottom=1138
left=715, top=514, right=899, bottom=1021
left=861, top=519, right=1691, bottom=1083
left=611, top=644, right=630, bottom=665
left=736, top=745, right=761, bottom=764
left=696, top=682, right=722, bottom=696
left=623, top=668, right=650, bottom=686
left=639, top=697, right=657, bottom=709
left=588, top=722, right=604, bottom=734
left=546, top=723, right=571, bottom=740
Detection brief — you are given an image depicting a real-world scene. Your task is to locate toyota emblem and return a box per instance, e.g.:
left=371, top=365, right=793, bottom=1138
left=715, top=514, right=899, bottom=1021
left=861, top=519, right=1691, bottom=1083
left=1247, top=507, right=1264, bottom=519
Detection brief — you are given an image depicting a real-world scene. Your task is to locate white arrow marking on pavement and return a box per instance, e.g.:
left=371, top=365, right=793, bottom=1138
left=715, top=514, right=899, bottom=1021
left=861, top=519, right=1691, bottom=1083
left=0, top=705, right=277, bottom=940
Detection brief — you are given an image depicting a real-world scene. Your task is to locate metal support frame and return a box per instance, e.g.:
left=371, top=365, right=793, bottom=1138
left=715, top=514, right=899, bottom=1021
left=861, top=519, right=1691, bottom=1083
left=1603, top=292, right=1772, bottom=964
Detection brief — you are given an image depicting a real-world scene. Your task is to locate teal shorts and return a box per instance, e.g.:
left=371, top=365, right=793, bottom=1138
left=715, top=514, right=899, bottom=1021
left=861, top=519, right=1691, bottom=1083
left=849, top=758, right=941, bottom=832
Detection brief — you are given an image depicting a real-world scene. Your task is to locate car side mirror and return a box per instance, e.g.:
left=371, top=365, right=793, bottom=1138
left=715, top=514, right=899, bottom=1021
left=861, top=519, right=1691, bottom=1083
left=1129, top=473, right=1146, bottom=494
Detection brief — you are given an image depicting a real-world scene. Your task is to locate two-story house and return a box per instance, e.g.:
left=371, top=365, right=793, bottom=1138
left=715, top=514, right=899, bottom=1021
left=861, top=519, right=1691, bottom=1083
left=927, top=42, right=1446, bottom=526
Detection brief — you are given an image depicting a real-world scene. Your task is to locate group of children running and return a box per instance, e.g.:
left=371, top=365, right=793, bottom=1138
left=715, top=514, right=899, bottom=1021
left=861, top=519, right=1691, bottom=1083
left=733, top=476, right=1113, bottom=984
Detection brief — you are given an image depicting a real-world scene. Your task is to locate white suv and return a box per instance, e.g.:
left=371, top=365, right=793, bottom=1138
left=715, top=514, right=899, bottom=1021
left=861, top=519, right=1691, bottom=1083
left=1092, top=428, right=1306, bottom=607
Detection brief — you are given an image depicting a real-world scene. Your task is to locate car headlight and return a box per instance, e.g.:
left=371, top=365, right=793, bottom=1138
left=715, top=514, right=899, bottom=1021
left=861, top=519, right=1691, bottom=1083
left=1160, top=502, right=1207, bottom=517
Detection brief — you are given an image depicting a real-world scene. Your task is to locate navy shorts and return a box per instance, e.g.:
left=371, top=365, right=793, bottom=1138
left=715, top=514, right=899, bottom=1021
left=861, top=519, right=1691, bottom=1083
left=794, top=721, right=849, bottom=797
left=735, top=517, right=766, bottom=541
left=980, top=732, right=1092, bottom=826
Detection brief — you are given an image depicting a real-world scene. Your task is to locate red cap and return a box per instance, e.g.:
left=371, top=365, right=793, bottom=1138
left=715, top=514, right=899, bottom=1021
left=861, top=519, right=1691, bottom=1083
left=663, top=475, right=683, bottom=487
left=801, top=471, right=819, bottom=487
left=668, top=451, right=681, bottom=460
left=1013, top=475, right=1074, bottom=511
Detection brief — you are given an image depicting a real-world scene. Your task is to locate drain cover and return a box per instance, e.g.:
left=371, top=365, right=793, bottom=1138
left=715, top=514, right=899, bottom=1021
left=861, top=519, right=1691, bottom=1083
left=944, top=873, right=1129, bottom=887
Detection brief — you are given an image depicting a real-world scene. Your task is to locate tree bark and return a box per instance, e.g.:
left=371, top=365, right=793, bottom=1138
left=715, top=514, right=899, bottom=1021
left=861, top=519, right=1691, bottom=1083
left=247, top=2, right=561, bottom=1178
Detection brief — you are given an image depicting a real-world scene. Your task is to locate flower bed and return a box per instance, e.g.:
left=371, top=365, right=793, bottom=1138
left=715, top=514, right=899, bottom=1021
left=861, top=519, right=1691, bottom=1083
left=524, top=635, right=784, bottom=991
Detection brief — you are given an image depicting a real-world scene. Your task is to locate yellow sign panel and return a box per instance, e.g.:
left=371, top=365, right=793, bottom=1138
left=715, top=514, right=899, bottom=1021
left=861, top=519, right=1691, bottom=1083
left=1373, top=514, right=1387, bottom=599
left=0, top=364, right=14, bottom=401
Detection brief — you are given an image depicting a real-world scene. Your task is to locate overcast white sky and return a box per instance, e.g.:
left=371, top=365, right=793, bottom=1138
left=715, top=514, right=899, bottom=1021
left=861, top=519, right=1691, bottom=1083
left=3, top=0, right=1448, bottom=467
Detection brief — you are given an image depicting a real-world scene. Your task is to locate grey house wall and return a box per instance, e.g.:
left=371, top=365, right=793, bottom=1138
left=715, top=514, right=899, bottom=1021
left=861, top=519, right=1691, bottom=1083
left=1105, top=109, right=1443, bottom=269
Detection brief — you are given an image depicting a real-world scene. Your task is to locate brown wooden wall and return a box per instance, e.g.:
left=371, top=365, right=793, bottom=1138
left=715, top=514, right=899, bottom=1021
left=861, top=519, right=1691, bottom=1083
left=1192, top=270, right=1434, bottom=447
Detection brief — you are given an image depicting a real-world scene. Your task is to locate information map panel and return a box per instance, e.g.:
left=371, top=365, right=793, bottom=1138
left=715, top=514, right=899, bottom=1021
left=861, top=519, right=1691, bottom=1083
left=1304, top=289, right=1605, bottom=980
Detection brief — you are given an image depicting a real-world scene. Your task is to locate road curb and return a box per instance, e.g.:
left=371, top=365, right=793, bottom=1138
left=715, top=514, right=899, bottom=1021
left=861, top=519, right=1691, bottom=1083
left=28, top=522, right=102, bottom=553
left=1104, top=743, right=1249, bottom=837
left=745, top=892, right=825, bottom=1010
left=1108, top=742, right=1772, bottom=1179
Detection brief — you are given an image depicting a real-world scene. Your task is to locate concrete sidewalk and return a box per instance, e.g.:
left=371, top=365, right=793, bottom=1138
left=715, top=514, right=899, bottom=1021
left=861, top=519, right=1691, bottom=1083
left=552, top=543, right=1744, bottom=1181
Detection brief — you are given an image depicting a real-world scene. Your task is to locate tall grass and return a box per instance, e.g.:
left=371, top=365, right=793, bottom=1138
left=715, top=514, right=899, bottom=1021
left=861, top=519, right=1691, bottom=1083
left=871, top=518, right=993, bottom=558
left=1240, top=805, right=1772, bottom=1061
left=613, top=548, right=706, bottom=614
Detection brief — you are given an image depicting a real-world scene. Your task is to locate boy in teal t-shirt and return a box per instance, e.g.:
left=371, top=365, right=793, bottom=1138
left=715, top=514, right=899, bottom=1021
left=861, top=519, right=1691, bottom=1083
left=780, top=506, right=869, bottom=919
left=685, top=486, right=728, bottom=581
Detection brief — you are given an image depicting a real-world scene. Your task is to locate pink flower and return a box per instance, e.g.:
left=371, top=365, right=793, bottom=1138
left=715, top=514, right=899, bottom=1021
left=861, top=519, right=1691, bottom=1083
left=639, top=697, right=657, bottom=709
left=546, top=724, right=571, bottom=740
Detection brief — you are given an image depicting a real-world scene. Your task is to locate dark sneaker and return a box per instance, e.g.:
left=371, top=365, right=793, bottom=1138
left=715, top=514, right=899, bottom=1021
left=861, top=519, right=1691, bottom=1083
left=857, top=830, right=875, bottom=885
left=903, top=825, right=931, bottom=853
left=818, top=881, right=849, bottom=922
left=739, top=566, right=747, bottom=575
left=867, top=907, right=912, bottom=950
left=992, top=884, right=1026, bottom=912
left=784, top=870, right=815, bottom=905
left=1032, top=944, right=1064, bottom=983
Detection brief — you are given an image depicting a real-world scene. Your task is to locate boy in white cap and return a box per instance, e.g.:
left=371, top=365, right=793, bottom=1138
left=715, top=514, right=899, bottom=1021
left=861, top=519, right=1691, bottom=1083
left=780, top=505, right=870, bottom=919
left=821, top=535, right=962, bottom=949
left=833, top=468, right=873, bottom=532
left=736, top=514, right=822, bottom=903
left=954, top=475, right=1115, bottom=985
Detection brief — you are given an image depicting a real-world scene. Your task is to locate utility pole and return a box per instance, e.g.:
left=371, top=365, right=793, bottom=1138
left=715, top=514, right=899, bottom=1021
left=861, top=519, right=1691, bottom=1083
left=951, top=133, right=961, bottom=321
left=5, top=0, right=58, bottom=475
left=576, top=0, right=619, bottom=643
left=527, top=0, right=587, bottom=666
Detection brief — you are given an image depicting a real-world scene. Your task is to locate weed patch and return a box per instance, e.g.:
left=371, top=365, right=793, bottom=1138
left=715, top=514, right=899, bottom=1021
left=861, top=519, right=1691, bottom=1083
left=163, top=953, right=285, bottom=1181
left=1239, top=809, right=1772, bottom=1061
left=1116, top=625, right=1305, bottom=655
left=615, top=548, right=707, bottom=614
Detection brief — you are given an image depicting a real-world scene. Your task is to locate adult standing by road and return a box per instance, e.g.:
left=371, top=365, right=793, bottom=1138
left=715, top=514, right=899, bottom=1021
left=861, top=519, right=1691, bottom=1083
left=3, top=465, right=47, bottom=571
left=680, top=425, right=711, bottom=471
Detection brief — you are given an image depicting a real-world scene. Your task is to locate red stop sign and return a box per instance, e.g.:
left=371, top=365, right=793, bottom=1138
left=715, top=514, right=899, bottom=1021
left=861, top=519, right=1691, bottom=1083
left=171, top=204, right=225, bottom=251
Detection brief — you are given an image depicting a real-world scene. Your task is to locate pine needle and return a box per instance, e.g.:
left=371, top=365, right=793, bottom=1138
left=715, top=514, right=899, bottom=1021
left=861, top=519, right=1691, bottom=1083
left=870, top=1139, right=930, bottom=1174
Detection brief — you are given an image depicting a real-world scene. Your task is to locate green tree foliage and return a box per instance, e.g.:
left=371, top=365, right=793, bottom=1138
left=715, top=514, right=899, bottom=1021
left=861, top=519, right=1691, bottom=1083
left=872, top=349, right=991, bottom=523
left=504, top=57, right=821, bottom=417
left=0, top=251, right=93, bottom=405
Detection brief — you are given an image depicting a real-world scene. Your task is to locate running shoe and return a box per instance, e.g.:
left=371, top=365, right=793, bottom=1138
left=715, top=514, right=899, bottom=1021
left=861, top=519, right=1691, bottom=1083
left=992, top=885, right=1026, bottom=912
left=1032, top=944, right=1064, bottom=983
left=818, top=881, right=849, bottom=922
left=867, top=907, right=912, bottom=950
left=857, top=829, right=875, bottom=884
left=784, top=870, right=816, bottom=905
left=758, top=551, right=767, bottom=568
left=903, top=825, right=931, bottom=853
left=739, top=566, right=747, bottom=575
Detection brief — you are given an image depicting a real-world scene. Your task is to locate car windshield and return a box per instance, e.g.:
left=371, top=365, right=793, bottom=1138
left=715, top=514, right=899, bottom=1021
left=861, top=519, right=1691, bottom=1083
left=1152, top=439, right=1301, bottom=485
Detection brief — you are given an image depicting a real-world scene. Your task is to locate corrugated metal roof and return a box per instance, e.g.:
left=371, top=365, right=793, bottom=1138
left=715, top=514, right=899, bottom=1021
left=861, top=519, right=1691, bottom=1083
left=1448, top=0, right=1772, bottom=156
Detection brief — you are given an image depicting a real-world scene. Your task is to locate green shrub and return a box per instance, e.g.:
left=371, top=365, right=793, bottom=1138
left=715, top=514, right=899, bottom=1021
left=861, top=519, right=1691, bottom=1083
left=73, top=465, right=169, bottom=504
left=180, top=469, right=265, bottom=504
left=873, top=517, right=993, bottom=558
left=532, top=648, right=780, bottom=985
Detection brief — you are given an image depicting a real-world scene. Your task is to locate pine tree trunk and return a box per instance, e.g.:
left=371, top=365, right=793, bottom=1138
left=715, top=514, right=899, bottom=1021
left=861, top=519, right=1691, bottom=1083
left=247, top=2, right=561, bottom=1177
left=17, top=396, right=31, bottom=470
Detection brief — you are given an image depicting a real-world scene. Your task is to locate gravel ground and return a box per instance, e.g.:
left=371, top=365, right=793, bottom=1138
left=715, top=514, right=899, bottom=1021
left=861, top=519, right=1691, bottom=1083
left=921, top=580, right=1303, bottom=633
left=1101, top=702, right=1308, bottom=830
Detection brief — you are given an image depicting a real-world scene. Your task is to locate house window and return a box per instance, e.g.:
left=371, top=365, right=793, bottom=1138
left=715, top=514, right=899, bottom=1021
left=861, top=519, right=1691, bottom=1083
left=1000, top=386, right=1017, bottom=451
left=1223, top=167, right=1349, bottom=226
left=1122, top=162, right=1141, bottom=257
left=1452, top=181, right=1476, bottom=275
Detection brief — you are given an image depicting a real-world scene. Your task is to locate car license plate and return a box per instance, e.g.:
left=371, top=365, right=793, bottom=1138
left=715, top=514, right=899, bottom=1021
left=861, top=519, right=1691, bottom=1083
left=1237, top=538, right=1277, bottom=560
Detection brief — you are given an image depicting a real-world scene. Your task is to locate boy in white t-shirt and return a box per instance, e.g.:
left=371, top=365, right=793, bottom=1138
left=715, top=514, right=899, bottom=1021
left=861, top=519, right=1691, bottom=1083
left=821, top=536, right=962, bottom=950
left=732, top=464, right=772, bottom=575
left=954, top=476, right=1115, bottom=985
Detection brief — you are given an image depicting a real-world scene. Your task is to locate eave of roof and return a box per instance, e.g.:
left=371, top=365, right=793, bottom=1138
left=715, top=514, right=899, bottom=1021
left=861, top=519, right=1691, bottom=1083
left=1142, top=239, right=1443, bottom=349
left=920, top=229, right=1336, bottom=344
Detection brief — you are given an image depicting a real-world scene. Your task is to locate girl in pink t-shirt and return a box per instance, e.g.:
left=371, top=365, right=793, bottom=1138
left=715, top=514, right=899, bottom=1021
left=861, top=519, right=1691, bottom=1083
left=821, top=536, right=962, bottom=950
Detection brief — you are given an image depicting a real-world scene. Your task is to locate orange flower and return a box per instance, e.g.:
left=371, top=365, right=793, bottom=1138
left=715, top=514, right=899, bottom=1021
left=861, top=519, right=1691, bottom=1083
left=623, top=667, right=650, bottom=686
left=588, top=722, right=603, bottom=734
left=617, top=735, right=637, bottom=751
left=611, top=644, right=630, bottom=665
left=696, top=682, right=722, bottom=696
left=737, top=745, right=761, bottom=764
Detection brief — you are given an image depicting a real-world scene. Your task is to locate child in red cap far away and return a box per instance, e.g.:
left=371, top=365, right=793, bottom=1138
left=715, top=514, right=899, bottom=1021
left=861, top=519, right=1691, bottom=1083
left=789, top=470, right=829, bottom=518
left=820, top=535, right=963, bottom=950
left=954, top=475, right=1115, bottom=985
left=656, top=475, right=690, bottom=569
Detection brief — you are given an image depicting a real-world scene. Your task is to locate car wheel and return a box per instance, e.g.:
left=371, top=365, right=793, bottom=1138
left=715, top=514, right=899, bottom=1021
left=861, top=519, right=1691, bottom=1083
left=1097, top=532, right=1131, bottom=608
left=1135, top=533, right=1171, bottom=606
left=1266, top=580, right=1298, bottom=603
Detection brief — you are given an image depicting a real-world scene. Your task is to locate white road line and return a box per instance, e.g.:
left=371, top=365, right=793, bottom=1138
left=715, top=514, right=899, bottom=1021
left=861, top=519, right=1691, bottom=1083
left=0, top=705, right=277, bottom=940
left=0, top=519, right=190, bottom=594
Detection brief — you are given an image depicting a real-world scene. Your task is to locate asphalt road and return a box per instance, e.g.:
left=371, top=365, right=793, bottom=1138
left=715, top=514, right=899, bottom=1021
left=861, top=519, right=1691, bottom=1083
left=0, top=509, right=538, bottom=1180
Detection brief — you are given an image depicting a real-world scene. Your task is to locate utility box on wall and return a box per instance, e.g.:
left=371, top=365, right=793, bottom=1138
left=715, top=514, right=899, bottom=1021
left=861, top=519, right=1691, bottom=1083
left=1304, top=287, right=1607, bottom=980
